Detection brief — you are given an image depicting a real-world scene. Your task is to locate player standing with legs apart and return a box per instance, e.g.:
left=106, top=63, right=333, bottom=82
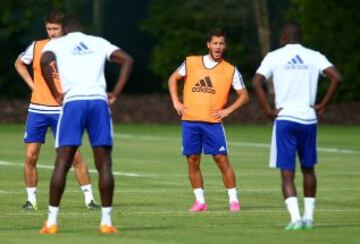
left=14, top=10, right=99, bottom=211
left=252, top=21, right=342, bottom=230
left=168, top=29, right=249, bottom=212
left=39, top=15, right=133, bottom=234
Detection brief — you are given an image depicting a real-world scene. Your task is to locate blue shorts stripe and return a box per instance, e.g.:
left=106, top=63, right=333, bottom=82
left=56, top=100, right=113, bottom=148
left=273, top=120, right=317, bottom=171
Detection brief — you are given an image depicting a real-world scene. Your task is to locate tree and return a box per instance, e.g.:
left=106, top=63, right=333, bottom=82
left=92, top=0, right=105, bottom=35
left=142, top=0, right=259, bottom=88
left=287, top=0, right=360, bottom=102
left=0, top=0, right=66, bottom=98
left=0, top=0, right=95, bottom=98
left=253, top=0, right=271, bottom=57
left=253, top=0, right=275, bottom=97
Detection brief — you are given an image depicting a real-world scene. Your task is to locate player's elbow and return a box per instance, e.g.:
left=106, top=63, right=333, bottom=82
left=126, top=56, right=134, bottom=69
left=14, top=58, right=24, bottom=71
left=334, top=73, right=342, bottom=84
left=40, top=51, right=55, bottom=67
left=242, top=90, right=250, bottom=105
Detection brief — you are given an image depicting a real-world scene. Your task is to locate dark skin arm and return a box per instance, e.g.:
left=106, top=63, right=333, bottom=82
left=252, top=66, right=342, bottom=119
left=314, top=66, right=342, bottom=115
left=107, top=49, right=134, bottom=105
left=252, top=74, right=281, bottom=119
left=40, top=51, right=63, bottom=104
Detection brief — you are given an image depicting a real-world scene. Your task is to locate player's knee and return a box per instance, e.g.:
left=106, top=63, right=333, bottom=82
left=213, top=155, right=230, bottom=167
left=73, top=157, right=84, bottom=168
left=187, top=156, right=201, bottom=170
left=25, top=151, right=39, bottom=166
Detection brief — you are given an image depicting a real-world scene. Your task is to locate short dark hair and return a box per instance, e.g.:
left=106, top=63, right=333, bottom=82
left=63, top=14, right=83, bottom=31
left=282, top=21, right=302, bottom=40
left=207, top=28, right=227, bottom=42
left=45, top=10, right=64, bottom=24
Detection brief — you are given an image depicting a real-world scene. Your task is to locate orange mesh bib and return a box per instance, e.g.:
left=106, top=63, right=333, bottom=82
left=31, top=39, right=62, bottom=106
left=182, top=56, right=234, bottom=123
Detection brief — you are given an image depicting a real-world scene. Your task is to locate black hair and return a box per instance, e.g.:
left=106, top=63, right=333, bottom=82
left=45, top=10, right=64, bottom=24
left=63, top=14, right=83, bottom=31
left=207, top=28, right=227, bottom=42
left=282, top=20, right=302, bottom=41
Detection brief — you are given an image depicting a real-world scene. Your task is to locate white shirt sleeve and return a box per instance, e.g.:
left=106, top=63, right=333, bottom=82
left=232, top=68, right=246, bottom=90
left=256, top=53, right=273, bottom=79
left=18, top=42, right=35, bottom=65
left=177, top=61, right=186, bottom=77
left=315, top=52, right=333, bottom=76
left=101, top=38, right=120, bottom=61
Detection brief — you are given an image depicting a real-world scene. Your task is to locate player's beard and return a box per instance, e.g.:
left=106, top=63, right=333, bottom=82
left=209, top=50, right=223, bottom=62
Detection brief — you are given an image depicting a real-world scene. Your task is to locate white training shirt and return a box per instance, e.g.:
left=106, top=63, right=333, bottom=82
left=177, top=55, right=246, bottom=90
left=42, top=32, right=119, bottom=103
left=256, top=44, right=333, bottom=124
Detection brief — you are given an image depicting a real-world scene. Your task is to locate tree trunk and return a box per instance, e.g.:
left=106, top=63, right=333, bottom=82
left=93, top=0, right=105, bottom=35
left=253, top=0, right=274, bottom=98
left=253, top=0, right=271, bottom=56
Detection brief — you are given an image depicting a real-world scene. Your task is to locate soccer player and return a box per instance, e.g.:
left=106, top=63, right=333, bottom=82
left=14, top=10, right=99, bottom=210
left=168, top=29, right=249, bottom=212
left=252, top=21, right=342, bottom=230
left=39, top=15, right=133, bottom=234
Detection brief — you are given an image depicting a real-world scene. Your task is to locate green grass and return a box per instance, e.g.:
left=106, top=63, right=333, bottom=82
left=0, top=123, right=359, bottom=244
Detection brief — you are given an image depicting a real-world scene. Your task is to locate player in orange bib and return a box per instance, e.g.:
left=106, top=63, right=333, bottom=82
left=168, top=29, right=249, bottom=212
left=14, top=10, right=99, bottom=210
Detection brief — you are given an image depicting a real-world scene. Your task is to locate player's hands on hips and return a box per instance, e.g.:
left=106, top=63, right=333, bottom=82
left=173, top=101, right=186, bottom=116
left=314, top=103, right=326, bottom=116
left=265, top=108, right=282, bottom=120
left=55, top=93, right=64, bottom=105
left=108, top=92, right=117, bottom=105
left=211, top=109, right=230, bottom=119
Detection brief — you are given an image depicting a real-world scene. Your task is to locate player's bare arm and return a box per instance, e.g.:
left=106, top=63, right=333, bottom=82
left=211, top=88, right=249, bottom=119
left=168, top=71, right=187, bottom=116
left=14, top=57, right=35, bottom=90
left=314, top=66, right=342, bottom=115
left=108, top=49, right=134, bottom=105
left=252, top=73, right=282, bottom=119
left=40, top=51, right=63, bottom=104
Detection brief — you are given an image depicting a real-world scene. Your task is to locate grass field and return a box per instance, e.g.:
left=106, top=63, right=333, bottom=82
left=0, top=123, right=359, bottom=244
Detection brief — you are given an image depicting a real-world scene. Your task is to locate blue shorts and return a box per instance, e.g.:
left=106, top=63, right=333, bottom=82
left=181, top=121, right=228, bottom=156
left=56, top=100, right=113, bottom=148
left=270, top=120, right=317, bottom=171
left=24, top=112, right=59, bottom=143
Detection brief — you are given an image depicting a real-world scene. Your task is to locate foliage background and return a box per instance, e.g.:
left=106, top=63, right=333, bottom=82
left=0, top=0, right=359, bottom=101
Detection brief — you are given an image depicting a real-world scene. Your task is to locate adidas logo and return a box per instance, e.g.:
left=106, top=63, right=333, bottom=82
left=219, top=146, right=226, bottom=152
left=72, top=42, right=93, bottom=55
left=287, top=54, right=304, bottom=64
left=192, top=76, right=216, bottom=94
left=284, top=54, right=308, bottom=70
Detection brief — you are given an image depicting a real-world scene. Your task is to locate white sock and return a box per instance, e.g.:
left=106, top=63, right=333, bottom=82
left=193, top=188, right=205, bottom=204
left=227, top=188, right=239, bottom=203
left=285, top=197, right=301, bottom=222
left=303, top=197, right=316, bottom=220
left=81, top=184, right=94, bottom=204
left=101, top=207, right=112, bottom=226
left=26, top=187, right=37, bottom=204
left=47, top=206, right=59, bottom=226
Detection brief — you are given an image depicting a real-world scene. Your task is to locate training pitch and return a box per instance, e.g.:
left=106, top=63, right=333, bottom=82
left=0, top=124, right=359, bottom=244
